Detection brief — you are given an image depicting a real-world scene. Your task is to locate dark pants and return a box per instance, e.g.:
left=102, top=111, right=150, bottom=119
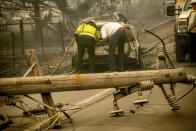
left=189, top=33, right=196, bottom=62
left=77, top=35, right=96, bottom=73
left=109, top=29, right=127, bottom=72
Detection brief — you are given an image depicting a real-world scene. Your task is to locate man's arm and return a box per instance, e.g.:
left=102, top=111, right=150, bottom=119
left=95, top=30, right=101, bottom=41
left=74, top=24, right=83, bottom=43
left=75, top=24, right=83, bottom=35
left=188, top=12, right=196, bottom=32
left=74, top=33, right=79, bottom=43
left=101, top=27, right=108, bottom=42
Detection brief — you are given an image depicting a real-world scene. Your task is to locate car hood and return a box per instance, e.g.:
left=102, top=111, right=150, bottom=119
left=179, top=9, right=193, bottom=19
left=95, top=21, right=127, bottom=28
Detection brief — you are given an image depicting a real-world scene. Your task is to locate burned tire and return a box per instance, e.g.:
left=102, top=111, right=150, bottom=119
left=175, top=34, right=189, bottom=62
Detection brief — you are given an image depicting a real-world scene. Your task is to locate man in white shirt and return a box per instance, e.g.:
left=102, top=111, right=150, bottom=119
left=188, top=0, right=196, bottom=63
left=101, top=22, right=127, bottom=72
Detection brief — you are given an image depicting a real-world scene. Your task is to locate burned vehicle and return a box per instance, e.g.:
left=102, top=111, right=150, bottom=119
left=72, top=12, right=141, bottom=70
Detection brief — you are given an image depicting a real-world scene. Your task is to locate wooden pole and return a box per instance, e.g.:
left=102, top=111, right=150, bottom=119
left=34, top=0, right=41, bottom=36
left=40, top=25, right=44, bottom=57
left=59, top=22, right=65, bottom=54
left=11, top=32, right=15, bottom=72
left=0, top=68, right=188, bottom=95
left=19, top=19, right=24, bottom=54
left=24, top=49, right=61, bottom=127
left=123, top=1, right=128, bottom=17
left=34, top=0, right=44, bottom=56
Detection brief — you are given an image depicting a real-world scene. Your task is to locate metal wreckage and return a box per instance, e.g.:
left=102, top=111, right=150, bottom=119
left=72, top=12, right=141, bottom=69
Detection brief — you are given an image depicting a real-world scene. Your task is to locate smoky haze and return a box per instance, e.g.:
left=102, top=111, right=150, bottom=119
left=0, top=0, right=168, bottom=52
left=63, top=0, right=168, bottom=31
left=0, top=0, right=169, bottom=77
left=124, top=0, right=166, bottom=28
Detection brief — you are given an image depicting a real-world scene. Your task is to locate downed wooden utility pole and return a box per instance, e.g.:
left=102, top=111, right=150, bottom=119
left=0, top=68, right=191, bottom=96
left=24, top=49, right=61, bottom=127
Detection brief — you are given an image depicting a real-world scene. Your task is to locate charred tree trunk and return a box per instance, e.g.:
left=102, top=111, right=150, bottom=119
left=34, top=0, right=44, bottom=55
left=34, top=0, right=41, bottom=36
